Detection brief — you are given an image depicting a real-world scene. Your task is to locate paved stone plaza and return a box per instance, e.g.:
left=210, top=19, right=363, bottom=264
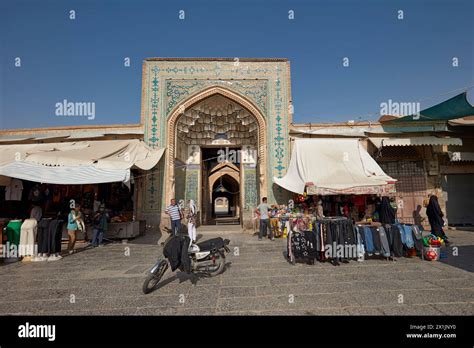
left=0, top=229, right=473, bottom=315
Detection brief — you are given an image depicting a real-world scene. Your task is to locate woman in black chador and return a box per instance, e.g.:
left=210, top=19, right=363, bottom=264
left=379, top=196, right=396, bottom=224
left=426, top=195, right=449, bottom=244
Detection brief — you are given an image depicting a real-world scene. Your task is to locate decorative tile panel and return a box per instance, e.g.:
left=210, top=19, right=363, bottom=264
left=243, top=165, right=257, bottom=210
left=185, top=165, right=200, bottom=207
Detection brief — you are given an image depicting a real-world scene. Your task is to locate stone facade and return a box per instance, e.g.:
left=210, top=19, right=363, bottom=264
left=138, top=58, right=293, bottom=230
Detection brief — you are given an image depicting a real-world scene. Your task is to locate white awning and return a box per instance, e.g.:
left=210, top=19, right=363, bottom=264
left=0, top=139, right=164, bottom=184
left=273, top=138, right=396, bottom=195
left=369, top=136, right=462, bottom=148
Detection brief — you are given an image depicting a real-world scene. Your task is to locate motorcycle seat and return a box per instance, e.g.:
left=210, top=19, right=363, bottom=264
left=197, top=237, right=226, bottom=252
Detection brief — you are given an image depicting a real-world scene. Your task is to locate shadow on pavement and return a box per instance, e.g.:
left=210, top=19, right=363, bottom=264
left=440, top=245, right=474, bottom=273
left=147, top=262, right=232, bottom=294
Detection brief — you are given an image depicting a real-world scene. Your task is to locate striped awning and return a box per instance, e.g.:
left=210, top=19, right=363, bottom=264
left=369, top=136, right=462, bottom=148
left=0, top=139, right=164, bottom=184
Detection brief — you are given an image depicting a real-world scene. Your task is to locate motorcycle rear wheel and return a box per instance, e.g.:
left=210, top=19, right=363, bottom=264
left=206, top=254, right=225, bottom=277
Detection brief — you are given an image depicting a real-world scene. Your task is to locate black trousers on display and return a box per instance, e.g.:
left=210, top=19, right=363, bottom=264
left=48, top=220, right=64, bottom=254
left=37, top=219, right=52, bottom=254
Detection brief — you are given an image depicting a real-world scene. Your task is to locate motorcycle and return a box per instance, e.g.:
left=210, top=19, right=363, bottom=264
left=142, top=237, right=230, bottom=294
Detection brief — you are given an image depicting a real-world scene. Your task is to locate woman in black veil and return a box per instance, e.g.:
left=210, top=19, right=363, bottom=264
left=426, top=195, right=449, bottom=244
left=379, top=196, right=396, bottom=224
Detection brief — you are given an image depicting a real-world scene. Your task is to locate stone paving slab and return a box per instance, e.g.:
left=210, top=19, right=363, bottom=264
left=0, top=229, right=472, bottom=315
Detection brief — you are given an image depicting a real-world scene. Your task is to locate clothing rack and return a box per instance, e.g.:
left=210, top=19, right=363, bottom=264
left=287, top=216, right=356, bottom=266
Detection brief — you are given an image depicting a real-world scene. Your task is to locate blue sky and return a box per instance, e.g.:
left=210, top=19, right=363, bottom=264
left=1, top=0, right=472, bottom=129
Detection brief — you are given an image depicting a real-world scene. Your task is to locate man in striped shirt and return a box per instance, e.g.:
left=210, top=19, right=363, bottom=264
left=166, top=198, right=183, bottom=236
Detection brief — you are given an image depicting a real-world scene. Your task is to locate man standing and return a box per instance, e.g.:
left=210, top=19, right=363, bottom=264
left=166, top=198, right=183, bottom=236
left=255, top=197, right=273, bottom=241
left=91, top=204, right=108, bottom=247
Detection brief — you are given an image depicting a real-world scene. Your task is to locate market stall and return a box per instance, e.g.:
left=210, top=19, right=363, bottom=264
left=0, top=139, right=164, bottom=260
left=270, top=138, right=437, bottom=265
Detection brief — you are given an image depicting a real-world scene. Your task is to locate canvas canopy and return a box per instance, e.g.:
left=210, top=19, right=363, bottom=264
left=273, top=139, right=396, bottom=195
left=385, top=92, right=474, bottom=123
left=0, top=139, right=164, bottom=184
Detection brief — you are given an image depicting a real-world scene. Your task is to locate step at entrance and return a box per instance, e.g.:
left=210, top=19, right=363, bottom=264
left=215, top=217, right=241, bottom=225
left=197, top=225, right=243, bottom=234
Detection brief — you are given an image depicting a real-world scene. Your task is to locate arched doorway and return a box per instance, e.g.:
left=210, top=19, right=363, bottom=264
left=214, top=197, right=229, bottom=214
left=211, top=174, right=240, bottom=225
left=165, top=87, right=266, bottom=227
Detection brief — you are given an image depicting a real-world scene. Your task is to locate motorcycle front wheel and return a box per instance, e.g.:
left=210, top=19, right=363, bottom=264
left=142, top=260, right=168, bottom=294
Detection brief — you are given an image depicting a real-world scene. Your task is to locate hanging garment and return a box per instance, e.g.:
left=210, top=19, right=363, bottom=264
left=319, top=222, right=326, bottom=261
left=312, top=221, right=322, bottom=252
left=30, top=206, right=43, bottom=222
left=355, top=227, right=365, bottom=261
left=411, top=225, right=423, bottom=254
left=37, top=219, right=52, bottom=254
left=318, top=218, right=355, bottom=260
left=5, top=179, right=23, bottom=201
left=48, top=219, right=64, bottom=254
left=19, top=218, right=37, bottom=257
left=0, top=219, right=8, bottom=249
left=270, top=218, right=280, bottom=237
left=385, top=224, right=404, bottom=257
left=28, top=185, right=43, bottom=203
left=6, top=220, right=22, bottom=247
left=377, top=226, right=391, bottom=258
left=362, top=226, right=375, bottom=254
left=281, top=218, right=289, bottom=237
left=290, top=231, right=310, bottom=259
left=396, top=224, right=415, bottom=248
left=303, top=230, right=318, bottom=260
left=338, top=221, right=354, bottom=260
left=370, top=226, right=382, bottom=254
left=323, top=221, right=337, bottom=258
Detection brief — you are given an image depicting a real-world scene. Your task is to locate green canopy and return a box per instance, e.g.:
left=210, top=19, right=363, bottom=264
left=386, top=92, right=474, bottom=123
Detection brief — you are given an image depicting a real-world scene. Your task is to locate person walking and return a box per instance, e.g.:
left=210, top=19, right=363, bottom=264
left=187, top=199, right=197, bottom=243
left=67, top=204, right=83, bottom=254
left=426, top=195, right=449, bottom=244
left=91, top=204, right=108, bottom=247
left=166, top=199, right=183, bottom=236
left=256, top=197, right=273, bottom=241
